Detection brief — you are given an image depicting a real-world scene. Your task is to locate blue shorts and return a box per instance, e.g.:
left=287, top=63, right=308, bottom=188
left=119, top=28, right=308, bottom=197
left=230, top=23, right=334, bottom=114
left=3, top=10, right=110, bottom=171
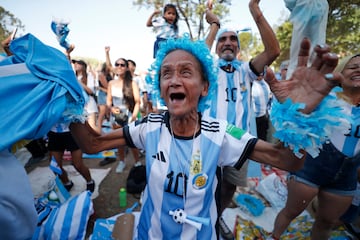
left=291, top=142, right=360, bottom=196
left=153, top=37, right=166, bottom=58
left=97, top=90, right=107, bottom=105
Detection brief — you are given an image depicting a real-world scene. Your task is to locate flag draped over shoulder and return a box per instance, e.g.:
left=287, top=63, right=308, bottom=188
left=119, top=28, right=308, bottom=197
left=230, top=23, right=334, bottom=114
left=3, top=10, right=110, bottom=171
left=0, top=33, right=85, bottom=151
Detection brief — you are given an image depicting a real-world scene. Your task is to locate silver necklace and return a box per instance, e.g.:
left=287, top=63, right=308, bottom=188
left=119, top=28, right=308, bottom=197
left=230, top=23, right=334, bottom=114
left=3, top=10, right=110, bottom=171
left=169, top=114, right=198, bottom=206
left=168, top=114, right=210, bottom=230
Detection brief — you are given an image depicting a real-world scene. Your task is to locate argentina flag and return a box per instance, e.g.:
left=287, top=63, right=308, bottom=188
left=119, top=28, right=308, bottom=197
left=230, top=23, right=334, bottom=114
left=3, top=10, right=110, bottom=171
left=0, top=33, right=85, bottom=151
left=49, top=156, right=62, bottom=175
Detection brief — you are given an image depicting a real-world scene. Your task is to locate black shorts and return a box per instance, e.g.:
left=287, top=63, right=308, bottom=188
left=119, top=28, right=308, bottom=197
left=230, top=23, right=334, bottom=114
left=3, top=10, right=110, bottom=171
left=47, top=131, right=79, bottom=152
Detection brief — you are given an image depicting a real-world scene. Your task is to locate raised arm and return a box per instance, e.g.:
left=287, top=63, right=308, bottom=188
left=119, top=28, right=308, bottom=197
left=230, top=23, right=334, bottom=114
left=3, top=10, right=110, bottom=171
left=204, top=7, right=220, bottom=49
left=1, top=34, right=13, bottom=56
left=249, top=0, right=280, bottom=75
left=146, top=9, right=161, bottom=27
left=104, top=46, right=114, bottom=73
left=249, top=38, right=342, bottom=170
left=265, top=38, right=340, bottom=113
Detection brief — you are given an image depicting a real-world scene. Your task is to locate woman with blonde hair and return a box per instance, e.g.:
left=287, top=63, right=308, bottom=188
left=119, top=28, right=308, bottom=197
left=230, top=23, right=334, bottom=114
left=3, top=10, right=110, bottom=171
left=271, top=53, right=360, bottom=240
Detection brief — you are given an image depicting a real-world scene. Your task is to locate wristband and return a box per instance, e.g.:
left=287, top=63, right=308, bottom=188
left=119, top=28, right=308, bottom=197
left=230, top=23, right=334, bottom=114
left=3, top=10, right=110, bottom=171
left=270, top=90, right=351, bottom=158
left=211, top=22, right=220, bottom=28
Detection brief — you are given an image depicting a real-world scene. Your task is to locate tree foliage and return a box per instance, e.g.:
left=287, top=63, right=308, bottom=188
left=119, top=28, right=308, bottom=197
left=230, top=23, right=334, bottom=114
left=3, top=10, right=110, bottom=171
left=0, top=6, right=25, bottom=54
left=132, top=0, right=231, bottom=40
left=326, top=0, right=360, bottom=56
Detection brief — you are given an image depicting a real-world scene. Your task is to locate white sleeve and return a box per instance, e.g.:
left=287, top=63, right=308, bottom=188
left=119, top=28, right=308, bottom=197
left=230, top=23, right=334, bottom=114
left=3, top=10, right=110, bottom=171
left=219, top=125, right=257, bottom=167
left=124, top=120, right=147, bottom=150
left=152, top=16, right=165, bottom=28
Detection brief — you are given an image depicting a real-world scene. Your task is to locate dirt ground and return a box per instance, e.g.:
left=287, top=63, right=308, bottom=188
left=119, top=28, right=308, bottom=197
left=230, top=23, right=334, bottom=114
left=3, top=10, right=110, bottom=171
left=25, top=149, right=143, bottom=239
left=25, top=150, right=358, bottom=239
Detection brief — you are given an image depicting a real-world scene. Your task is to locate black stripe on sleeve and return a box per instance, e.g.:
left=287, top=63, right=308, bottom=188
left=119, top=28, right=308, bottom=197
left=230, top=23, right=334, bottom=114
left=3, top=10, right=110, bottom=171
left=233, top=138, right=258, bottom=170
left=123, top=125, right=136, bottom=148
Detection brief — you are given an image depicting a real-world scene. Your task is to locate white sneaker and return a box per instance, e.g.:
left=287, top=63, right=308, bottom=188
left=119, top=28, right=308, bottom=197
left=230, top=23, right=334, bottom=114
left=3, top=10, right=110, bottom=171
left=116, top=161, right=126, bottom=173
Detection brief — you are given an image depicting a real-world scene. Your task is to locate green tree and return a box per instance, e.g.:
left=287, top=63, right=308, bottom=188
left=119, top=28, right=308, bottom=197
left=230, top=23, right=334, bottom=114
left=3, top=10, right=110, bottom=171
left=272, top=20, right=292, bottom=70
left=133, top=0, right=231, bottom=40
left=0, top=7, right=25, bottom=54
left=326, top=0, right=360, bottom=56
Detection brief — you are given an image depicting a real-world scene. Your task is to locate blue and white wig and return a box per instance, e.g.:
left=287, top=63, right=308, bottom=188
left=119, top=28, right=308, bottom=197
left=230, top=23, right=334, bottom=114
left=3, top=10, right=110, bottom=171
left=147, top=34, right=218, bottom=112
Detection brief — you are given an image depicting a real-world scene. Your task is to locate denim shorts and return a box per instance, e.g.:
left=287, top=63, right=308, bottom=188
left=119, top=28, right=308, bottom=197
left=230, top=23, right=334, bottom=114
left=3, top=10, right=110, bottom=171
left=97, top=90, right=107, bottom=105
left=291, top=142, right=360, bottom=196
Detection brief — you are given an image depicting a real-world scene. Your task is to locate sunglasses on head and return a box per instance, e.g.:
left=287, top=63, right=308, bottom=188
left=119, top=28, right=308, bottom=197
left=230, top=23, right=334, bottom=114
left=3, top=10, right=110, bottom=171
left=115, top=62, right=126, bottom=67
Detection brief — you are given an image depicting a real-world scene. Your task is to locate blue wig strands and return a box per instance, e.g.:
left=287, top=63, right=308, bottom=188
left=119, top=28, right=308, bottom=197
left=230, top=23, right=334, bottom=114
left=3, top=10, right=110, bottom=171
left=146, top=34, right=218, bottom=112
left=270, top=87, right=351, bottom=158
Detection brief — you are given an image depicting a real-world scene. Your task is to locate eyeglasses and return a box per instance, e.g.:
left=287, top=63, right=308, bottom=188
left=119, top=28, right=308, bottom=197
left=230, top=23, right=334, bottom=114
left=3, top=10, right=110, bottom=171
left=115, top=62, right=126, bottom=67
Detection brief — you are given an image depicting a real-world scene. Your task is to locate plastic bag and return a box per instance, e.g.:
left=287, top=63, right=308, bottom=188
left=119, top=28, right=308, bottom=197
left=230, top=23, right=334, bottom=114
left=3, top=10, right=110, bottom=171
left=256, top=173, right=288, bottom=211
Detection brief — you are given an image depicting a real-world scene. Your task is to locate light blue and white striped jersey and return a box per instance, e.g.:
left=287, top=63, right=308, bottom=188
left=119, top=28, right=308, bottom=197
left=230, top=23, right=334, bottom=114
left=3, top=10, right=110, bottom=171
left=50, top=123, right=70, bottom=133
left=330, top=99, right=360, bottom=157
left=123, top=112, right=256, bottom=239
left=252, top=79, right=271, bottom=118
left=152, top=17, right=178, bottom=39
left=203, top=62, right=258, bottom=133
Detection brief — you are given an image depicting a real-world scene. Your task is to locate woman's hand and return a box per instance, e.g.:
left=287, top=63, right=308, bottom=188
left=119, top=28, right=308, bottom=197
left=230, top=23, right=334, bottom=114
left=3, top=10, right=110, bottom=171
left=111, top=107, right=121, bottom=114
left=264, top=38, right=342, bottom=114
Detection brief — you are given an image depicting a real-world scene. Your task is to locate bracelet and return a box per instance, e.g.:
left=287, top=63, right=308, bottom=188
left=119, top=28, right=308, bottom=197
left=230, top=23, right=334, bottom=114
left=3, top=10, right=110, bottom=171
left=270, top=90, right=351, bottom=158
left=211, top=22, right=220, bottom=28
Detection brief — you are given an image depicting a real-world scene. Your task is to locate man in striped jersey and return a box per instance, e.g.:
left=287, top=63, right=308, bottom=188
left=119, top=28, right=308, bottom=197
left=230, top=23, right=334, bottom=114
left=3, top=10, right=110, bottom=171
left=71, top=36, right=343, bottom=239
left=203, top=1, right=280, bottom=238
left=252, top=75, right=271, bottom=142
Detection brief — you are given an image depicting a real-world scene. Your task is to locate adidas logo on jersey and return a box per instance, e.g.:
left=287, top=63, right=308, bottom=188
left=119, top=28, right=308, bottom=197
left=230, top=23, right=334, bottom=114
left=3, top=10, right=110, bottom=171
left=152, top=151, right=166, bottom=162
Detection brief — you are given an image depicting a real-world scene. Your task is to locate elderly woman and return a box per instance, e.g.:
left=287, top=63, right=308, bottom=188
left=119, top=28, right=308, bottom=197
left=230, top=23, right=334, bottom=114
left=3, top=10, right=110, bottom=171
left=70, top=36, right=343, bottom=239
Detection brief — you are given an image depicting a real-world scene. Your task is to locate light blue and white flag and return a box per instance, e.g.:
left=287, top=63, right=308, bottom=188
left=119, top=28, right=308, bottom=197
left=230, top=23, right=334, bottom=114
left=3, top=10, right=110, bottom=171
left=33, top=191, right=93, bottom=240
left=49, top=156, right=62, bottom=175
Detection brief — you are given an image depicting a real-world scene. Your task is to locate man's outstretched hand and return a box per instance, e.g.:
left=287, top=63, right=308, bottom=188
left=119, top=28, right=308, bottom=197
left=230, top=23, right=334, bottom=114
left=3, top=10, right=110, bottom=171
left=264, top=38, right=342, bottom=114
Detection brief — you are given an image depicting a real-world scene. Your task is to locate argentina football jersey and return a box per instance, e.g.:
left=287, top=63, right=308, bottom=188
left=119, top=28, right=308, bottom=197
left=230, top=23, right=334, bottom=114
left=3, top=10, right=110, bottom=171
left=123, top=112, right=257, bottom=239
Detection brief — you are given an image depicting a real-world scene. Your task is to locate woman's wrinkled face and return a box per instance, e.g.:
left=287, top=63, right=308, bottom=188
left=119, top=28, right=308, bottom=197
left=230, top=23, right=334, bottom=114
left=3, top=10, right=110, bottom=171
left=342, top=56, right=360, bottom=88
left=159, top=50, right=208, bottom=117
